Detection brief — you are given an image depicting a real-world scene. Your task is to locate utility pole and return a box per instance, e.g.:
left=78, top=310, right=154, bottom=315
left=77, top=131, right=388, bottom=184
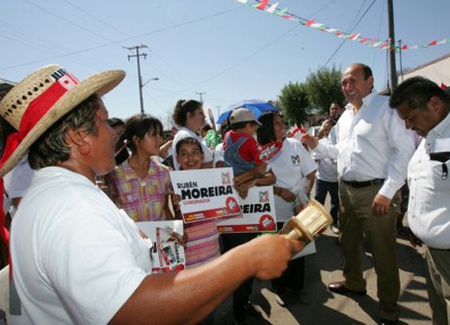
left=196, top=91, right=206, bottom=103
left=398, top=40, right=404, bottom=83
left=125, top=44, right=148, bottom=114
left=216, top=105, right=222, bottom=120
left=387, top=0, right=397, bottom=92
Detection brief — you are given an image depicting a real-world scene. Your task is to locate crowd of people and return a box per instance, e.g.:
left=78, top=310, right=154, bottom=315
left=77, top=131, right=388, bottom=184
left=0, top=61, right=448, bottom=325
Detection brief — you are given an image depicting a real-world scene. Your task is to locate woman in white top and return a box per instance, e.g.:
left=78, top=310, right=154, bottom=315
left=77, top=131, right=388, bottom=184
left=257, top=111, right=317, bottom=307
left=171, top=100, right=213, bottom=170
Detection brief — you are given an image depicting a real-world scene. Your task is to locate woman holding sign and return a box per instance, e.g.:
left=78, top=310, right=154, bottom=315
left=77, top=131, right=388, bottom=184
left=257, top=111, right=317, bottom=307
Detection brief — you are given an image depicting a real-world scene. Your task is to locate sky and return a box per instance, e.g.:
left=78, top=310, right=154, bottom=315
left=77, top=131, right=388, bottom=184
left=1, top=0, right=450, bottom=129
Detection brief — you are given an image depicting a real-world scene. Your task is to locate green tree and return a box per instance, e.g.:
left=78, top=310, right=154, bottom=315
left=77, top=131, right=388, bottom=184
left=277, top=82, right=310, bottom=126
left=304, top=65, right=345, bottom=115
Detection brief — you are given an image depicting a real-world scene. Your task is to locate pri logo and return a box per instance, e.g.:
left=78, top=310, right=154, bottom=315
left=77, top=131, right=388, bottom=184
left=222, top=172, right=231, bottom=185
left=291, top=154, right=300, bottom=164
left=225, top=197, right=240, bottom=214
left=259, top=214, right=275, bottom=231
left=51, top=68, right=79, bottom=91
left=259, top=190, right=269, bottom=203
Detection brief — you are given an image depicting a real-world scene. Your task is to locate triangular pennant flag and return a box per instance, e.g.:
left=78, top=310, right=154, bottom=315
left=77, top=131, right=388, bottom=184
left=305, top=19, right=315, bottom=27
left=266, top=2, right=279, bottom=13
left=441, top=83, right=448, bottom=89
left=275, top=7, right=288, bottom=16
left=236, top=0, right=450, bottom=52
left=311, top=23, right=326, bottom=29
left=256, top=0, right=270, bottom=10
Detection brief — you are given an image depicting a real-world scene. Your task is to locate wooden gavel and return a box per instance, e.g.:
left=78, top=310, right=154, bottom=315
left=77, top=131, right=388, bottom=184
left=280, top=199, right=333, bottom=244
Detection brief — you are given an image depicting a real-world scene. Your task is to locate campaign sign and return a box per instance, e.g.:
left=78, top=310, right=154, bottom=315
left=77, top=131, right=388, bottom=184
left=217, top=186, right=277, bottom=233
left=137, top=220, right=186, bottom=274
left=170, top=167, right=242, bottom=223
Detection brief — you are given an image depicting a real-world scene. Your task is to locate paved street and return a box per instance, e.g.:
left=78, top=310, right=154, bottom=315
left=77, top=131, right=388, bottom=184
left=214, top=201, right=432, bottom=324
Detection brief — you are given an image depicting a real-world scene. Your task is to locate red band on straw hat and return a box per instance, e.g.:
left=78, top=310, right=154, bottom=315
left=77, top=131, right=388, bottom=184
left=0, top=72, right=79, bottom=170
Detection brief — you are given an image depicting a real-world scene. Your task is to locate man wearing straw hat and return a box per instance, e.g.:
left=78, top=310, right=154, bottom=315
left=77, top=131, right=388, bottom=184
left=0, top=65, right=302, bottom=324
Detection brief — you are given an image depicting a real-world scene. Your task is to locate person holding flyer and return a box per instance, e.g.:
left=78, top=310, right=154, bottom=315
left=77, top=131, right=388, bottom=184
left=174, top=137, right=221, bottom=269
left=257, top=111, right=317, bottom=307
left=1, top=65, right=303, bottom=324
left=173, top=137, right=221, bottom=324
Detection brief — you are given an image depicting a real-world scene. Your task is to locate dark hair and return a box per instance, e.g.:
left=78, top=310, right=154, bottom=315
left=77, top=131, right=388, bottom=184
left=172, top=99, right=202, bottom=127
left=107, top=117, right=125, bottom=128
left=201, top=124, right=212, bottom=132
left=354, top=63, right=373, bottom=80
left=256, top=111, right=278, bottom=145
left=175, top=137, right=203, bottom=155
left=28, top=95, right=100, bottom=169
left=390, top=76, right=450, bottom=110
left=219, top=122, right=230, bottom=136
left=229, top=121, right=250, bottom=131
left=124, top=114, right=163, bottom=152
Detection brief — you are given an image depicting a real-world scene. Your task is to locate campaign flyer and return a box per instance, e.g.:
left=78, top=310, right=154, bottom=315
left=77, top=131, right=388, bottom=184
left=170, top=167, right=242, bottom=223
left=217, top=185, right=277, bottom=233
left=137, top=220, right=186, bottom=274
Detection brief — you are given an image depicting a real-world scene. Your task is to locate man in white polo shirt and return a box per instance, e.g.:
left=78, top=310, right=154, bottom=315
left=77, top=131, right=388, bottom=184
left=390, top=76, right=450, bottom=325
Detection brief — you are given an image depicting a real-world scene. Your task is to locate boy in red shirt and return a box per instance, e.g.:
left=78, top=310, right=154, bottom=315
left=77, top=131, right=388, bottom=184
left=223, top=108, right=264, bottom=178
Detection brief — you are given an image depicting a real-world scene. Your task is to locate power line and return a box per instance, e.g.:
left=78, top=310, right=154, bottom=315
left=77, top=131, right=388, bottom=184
left=0, top=5, right=240, bottom=71
left=323, top=0, right=376, bottom=68
left=22, top=0, right=117, bottom=43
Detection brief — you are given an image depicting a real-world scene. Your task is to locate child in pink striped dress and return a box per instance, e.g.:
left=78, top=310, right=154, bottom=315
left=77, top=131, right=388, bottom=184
left=174, top=137, right=220, bottom=269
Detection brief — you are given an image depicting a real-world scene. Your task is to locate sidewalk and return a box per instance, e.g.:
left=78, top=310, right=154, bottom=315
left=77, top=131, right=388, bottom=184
left=214, top=224, right=431, bottom=325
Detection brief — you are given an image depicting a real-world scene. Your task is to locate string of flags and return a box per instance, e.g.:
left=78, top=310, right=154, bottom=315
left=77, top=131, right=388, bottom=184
left=237, top=0, right=450, bottom=51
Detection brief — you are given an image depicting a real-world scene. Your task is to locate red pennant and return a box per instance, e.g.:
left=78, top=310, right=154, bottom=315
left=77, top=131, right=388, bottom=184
left=256, top=0, right=269, bottom=10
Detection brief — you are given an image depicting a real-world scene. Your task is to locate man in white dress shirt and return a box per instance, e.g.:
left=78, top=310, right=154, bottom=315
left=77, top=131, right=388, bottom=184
left=390, top=76, right=450, bottom=325
left=302, top=63, right=416, bottom=325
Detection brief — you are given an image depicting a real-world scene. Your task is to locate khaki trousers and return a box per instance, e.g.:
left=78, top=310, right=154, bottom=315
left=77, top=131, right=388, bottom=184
left=339, top=181, right=401, bottom=320
left=426, top=247, right=450, bottom=325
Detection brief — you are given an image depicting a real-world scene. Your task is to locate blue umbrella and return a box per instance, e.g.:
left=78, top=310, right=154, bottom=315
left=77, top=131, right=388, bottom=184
left=217, top=99, right=279, bottom=124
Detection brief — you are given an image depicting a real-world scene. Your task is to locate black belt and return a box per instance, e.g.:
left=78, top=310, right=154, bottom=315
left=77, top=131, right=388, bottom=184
left=342, top=178, right=385, bottom=188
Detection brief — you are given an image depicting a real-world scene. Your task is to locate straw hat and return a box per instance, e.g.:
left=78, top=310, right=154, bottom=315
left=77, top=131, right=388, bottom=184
left=0, top=64, right=125, bottom=177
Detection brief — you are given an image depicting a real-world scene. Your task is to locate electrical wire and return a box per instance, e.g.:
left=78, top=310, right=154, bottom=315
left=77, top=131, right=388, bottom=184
left=322, top=0, right=376, bottom=68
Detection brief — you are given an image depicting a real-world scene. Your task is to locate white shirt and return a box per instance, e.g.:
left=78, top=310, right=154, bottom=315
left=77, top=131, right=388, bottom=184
left=314, top=91, right=416, bottom=199
left=213, top=142, right=225, bottom=167
left=312, top=134, right=338, bottom=182
left=269, top=138, right=317, bottom=221
left=11, top=167, right=151, bottom=324
left=3, top=157, right=34, bottom=216
left=172, top=127, right=213, bottom=170
left=407, top=111, right=450, bottom=249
